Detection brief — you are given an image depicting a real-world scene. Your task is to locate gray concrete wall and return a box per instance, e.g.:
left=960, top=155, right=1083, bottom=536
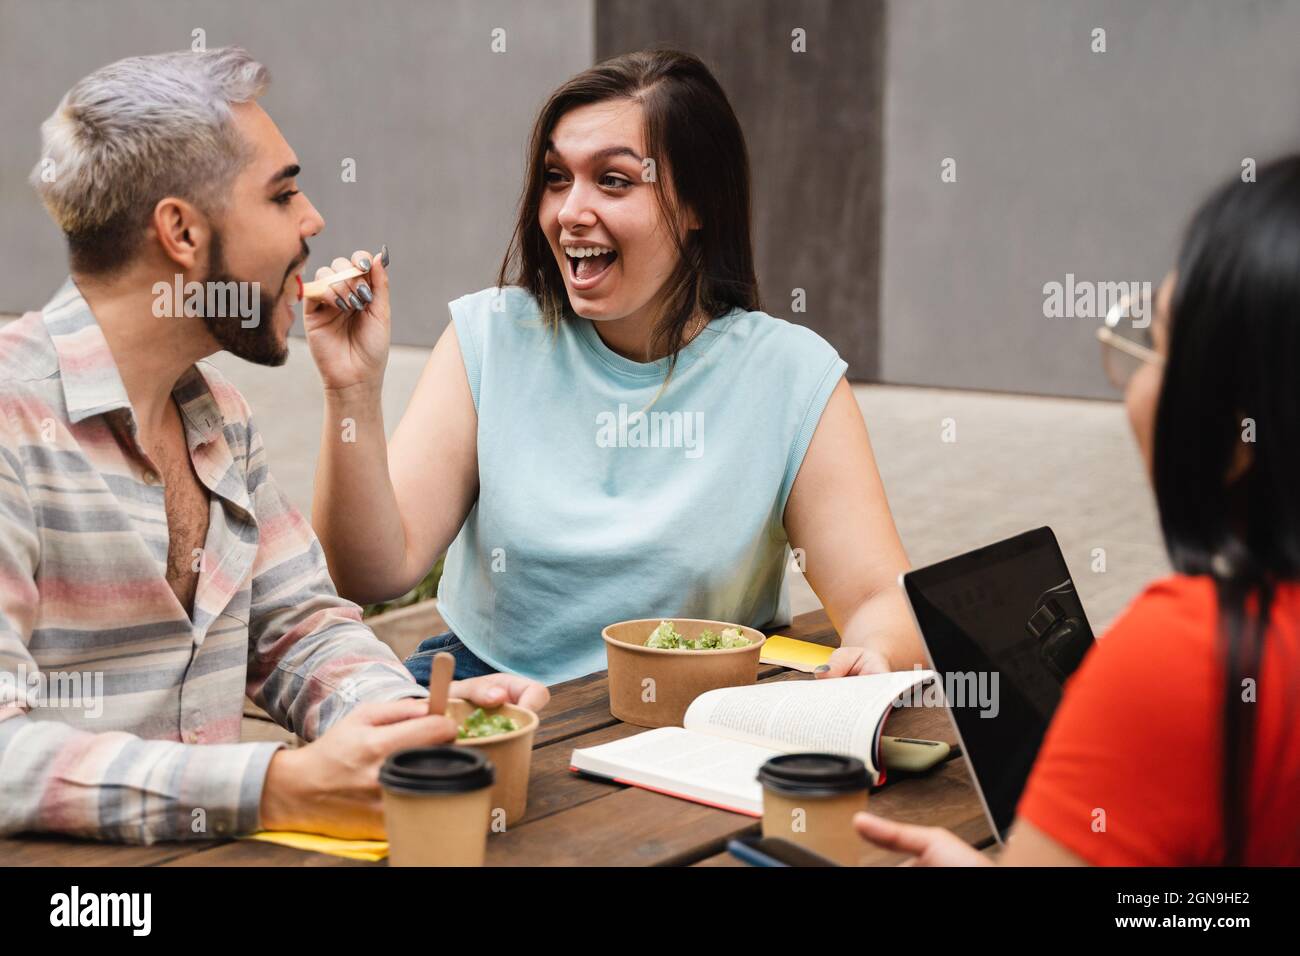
left=597, top=0, right=886, bottom=379
left=11, top=0, right=1300, bottom=398
left=880, top=0, right=1300, bottom=398
left=0, top=0, right=593, bottom=346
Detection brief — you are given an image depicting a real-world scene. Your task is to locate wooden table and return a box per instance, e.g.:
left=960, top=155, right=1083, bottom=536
left=0, top=610, right=992, bottom=867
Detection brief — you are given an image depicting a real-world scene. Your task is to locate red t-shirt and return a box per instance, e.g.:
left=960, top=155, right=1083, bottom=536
left=1017, top=574, right=1300, bottom=865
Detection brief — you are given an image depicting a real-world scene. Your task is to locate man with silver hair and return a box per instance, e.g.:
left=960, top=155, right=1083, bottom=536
left=0, top=47, right=548, bottom=845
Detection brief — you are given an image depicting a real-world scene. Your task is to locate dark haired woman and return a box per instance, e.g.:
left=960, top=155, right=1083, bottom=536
left=856, top=157, right=1300, bottom=865
left=303, top=51, right=922, bottom=685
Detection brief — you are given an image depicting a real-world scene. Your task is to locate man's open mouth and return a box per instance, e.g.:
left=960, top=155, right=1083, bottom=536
left=285, top=243, right=310, bottom=300
left=565, top=245, right=619, bottom=284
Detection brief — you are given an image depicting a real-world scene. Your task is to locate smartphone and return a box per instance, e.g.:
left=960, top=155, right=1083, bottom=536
left=727, top=835, right=841, bottom=867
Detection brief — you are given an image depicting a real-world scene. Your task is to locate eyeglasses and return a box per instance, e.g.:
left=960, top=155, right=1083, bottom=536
left=1096, top=288, right=1163, bottom=390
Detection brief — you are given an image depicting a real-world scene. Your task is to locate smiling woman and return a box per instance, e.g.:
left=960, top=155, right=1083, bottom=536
left=498, top=51, right=758, bottom=376
left=308, top=49, right=924, bottom=687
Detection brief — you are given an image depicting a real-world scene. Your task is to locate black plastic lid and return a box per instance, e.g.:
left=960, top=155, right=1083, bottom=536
left=756, top=753, right=869, bottom=797
left=379, top=747, right=495, bottom=795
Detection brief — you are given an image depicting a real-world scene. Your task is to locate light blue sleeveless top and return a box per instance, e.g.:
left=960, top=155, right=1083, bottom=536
left=436, top=286, right=847, bottom=685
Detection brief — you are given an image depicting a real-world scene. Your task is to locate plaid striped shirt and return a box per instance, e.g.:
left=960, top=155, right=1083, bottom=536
left=0, top=278, right=427, bottom=844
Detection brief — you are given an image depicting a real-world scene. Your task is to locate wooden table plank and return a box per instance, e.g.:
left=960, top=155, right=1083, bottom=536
left=159, top=666, right=845, bottom=868
left=0, top=834, right=219, bottom=867
left=159, top=839, right=373, bottom=867
left=518, top=722, right=641, bottom=823
left=160, top=759, right=997, bottom=869
left=691, top=756, right=994, bottom=867
left=481, top=751, right=986, bottom=868
left=766, top=609, right=836, bottom=647
left=158, top=694, right=651, bottom=867
left=485, top=703, right=976, bottom=867
left=530, top=672, right=623, bottom=747
left=2, top=608, right=990, bottom=867
left=490, top=668, right=823, bottom=832
left=487, top=783, right=760, bottom=867
left=167, top=686, right=972, bottom=868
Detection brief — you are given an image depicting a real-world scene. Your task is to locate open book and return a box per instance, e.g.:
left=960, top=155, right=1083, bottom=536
left=570, top=671, right=936, bottom=816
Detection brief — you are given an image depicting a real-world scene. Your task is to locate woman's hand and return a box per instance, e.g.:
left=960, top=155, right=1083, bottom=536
left=304, top=248, right=391, bottom=393
left=853, top=811, right=991, bottom=866
left=450, top=673, right=551, bottom=714
left=816, top=644, right=893, bottom=678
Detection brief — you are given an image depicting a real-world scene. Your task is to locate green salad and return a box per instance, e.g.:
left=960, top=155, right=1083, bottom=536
left=457, top=707, right=519, bottom=739
left=643, top=620, right=752, bottom=650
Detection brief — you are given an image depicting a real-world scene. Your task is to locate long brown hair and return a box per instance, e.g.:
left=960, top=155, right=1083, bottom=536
left=497, top=49, right=760, bottom=384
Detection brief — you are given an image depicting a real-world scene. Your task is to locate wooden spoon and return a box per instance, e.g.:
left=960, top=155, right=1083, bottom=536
left=426, top=651, right=455, bottom=717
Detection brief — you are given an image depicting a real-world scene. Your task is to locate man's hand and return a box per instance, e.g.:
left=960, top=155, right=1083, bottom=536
left=258, top=698, right=454, bottom=839
left=853, top=811, right=991, bottom=866
left=303, top=248, right=391, bottom=393
left=815, top=645, right=892, bottom=678
left=450, top=673, right=550, bottom=713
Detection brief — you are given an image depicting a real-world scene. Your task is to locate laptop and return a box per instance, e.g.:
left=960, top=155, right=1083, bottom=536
left=899, top=527, right=1096, bottom=844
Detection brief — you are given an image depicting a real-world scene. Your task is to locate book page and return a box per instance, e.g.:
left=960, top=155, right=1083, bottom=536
left=683, top=672, right=936, bottom=773
left=570, top=727, right=773, bottom=814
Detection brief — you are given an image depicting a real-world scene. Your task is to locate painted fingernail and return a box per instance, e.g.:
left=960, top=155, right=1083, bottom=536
left=335, top=295, right=349, bottom=311
left=347, top=293, right=363, bottom=311
left=380, top=244, right=390, bottom=267
left=357, top=282, right=373, bottom=304
left=358, top=256, right=372, bottom=272
left=814, top=664, right=830, bottom=673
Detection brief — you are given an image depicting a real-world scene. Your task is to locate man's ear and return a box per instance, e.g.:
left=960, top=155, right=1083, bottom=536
left=151, top=197, right=210, bottom=272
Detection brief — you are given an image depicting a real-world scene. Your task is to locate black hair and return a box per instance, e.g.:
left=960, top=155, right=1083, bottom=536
left=1153, top=154, right=1300, bottom=863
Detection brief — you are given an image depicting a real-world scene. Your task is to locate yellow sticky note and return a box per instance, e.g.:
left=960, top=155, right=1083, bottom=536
left=760, top=635, right=834, bottom=672
left=246, top=830, right=389, bottom=862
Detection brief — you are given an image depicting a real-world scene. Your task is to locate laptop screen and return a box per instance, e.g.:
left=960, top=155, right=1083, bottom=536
left=901, top=527, right=1095, bottom=841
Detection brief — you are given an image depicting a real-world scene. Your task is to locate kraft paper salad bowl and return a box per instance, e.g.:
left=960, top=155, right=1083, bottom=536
left=447, top=697, right=538, bottom=826
left=602, top=618, right=767, bottom=728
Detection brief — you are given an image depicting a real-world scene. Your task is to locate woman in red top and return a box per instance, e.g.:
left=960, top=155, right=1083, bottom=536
left=857, top=157, right=1300, bottom=866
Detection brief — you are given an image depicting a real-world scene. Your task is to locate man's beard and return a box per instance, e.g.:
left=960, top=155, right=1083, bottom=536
left=198, top=230, right=308, bottom=367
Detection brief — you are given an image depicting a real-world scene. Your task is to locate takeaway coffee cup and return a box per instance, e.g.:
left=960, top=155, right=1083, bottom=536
left=380, top=746, right=495, bottom=867
left=757, top=753, right=870, bottom=866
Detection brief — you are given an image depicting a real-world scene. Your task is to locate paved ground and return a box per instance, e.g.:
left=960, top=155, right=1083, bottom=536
left=848, top=383, right=1168, bottom=631
left=4, top=314, right=1168, bottom=633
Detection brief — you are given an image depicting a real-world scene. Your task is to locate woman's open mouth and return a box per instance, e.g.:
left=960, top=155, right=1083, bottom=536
left=565, top=244, right=619, bottom=290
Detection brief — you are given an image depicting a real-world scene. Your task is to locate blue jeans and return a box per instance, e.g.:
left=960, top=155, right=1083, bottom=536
left=403, top=630, right=498, bottom=684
